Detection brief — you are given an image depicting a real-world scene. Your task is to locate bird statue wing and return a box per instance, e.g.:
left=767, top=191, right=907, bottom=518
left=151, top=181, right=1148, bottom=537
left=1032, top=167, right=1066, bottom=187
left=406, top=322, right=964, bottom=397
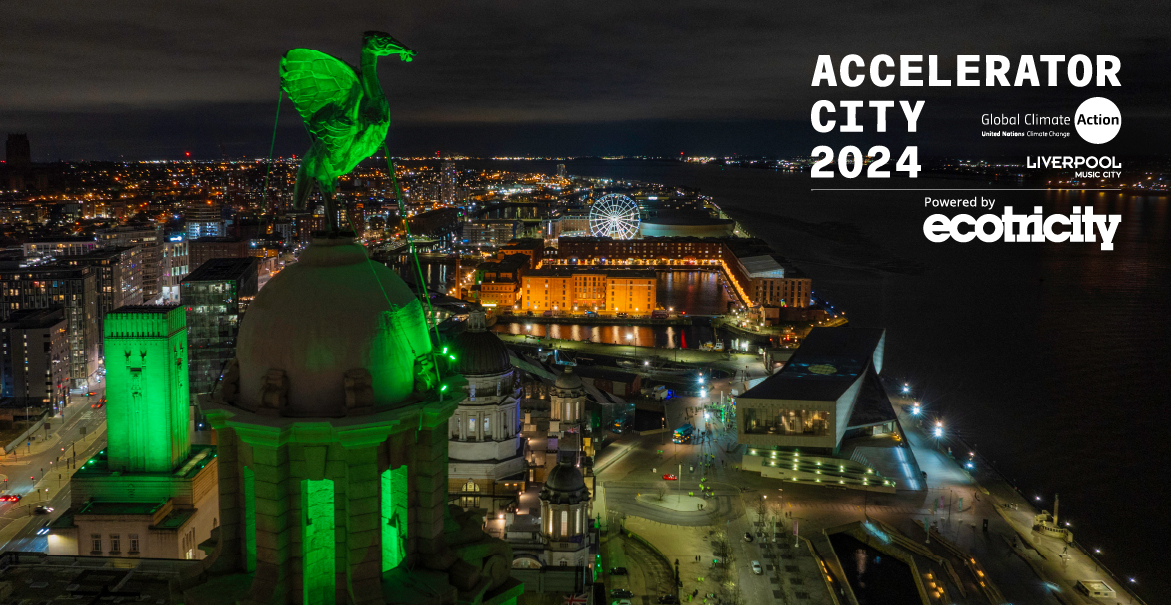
left=279, top=49, right=361, bottom=124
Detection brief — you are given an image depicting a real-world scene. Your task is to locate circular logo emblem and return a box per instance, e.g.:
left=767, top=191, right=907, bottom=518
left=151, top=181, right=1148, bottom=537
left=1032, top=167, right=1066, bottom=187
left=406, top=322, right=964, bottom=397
left=808, top=364, right=837, bottom=375
left=1074, top=97, right=1121, bottom=144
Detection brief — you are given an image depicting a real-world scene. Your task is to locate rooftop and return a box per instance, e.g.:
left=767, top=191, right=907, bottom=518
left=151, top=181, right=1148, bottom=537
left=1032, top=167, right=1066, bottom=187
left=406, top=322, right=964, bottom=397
left=739, top=254, right=786, bottom=278
left=0, top=307, right=65, bottom=329
left=846, top=367, right=899, bottom=428
left=107, top=304, right=181, bottom=315
left=73, top=444, right=216, bottom=480
left=740, top=327, right=885, bottom=402
left=183, top=256, right=258, bottom=283
left=525, top=267, right=656, bottom=279
left=0, top=553, right=186, bottom=604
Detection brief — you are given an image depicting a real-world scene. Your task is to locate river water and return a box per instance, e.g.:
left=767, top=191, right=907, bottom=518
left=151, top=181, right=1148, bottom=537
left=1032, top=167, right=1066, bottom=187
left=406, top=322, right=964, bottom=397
left=472, top=158, right=1171, bottom=599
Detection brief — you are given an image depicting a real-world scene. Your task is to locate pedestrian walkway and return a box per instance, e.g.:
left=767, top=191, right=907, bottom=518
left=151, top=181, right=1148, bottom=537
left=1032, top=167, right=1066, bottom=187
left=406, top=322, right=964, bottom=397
left=893, top=398, right=1143, bottom=604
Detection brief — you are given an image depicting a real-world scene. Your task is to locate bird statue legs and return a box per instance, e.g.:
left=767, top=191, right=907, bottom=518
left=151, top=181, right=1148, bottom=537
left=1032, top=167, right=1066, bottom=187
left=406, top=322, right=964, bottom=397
left=290, top=145, right=348, bottom=233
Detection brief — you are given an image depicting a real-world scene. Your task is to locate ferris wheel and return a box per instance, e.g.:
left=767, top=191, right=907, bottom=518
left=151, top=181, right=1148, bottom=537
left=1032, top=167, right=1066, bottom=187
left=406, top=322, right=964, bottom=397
left=588, top=194, right=641, bottom=239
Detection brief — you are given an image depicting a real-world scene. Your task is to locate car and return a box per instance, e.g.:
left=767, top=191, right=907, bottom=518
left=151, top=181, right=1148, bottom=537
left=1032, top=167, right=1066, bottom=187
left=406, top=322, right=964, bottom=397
left=33, top=505, right=53, bottom=515
left=662, top=474, right=677, bottom=481
left=656, top=596, right=680, bottom=605
left=751, top=561, right=763, bottom=575
left=609, top=567, right=628, bottom=575
left=36, top=523, right=50, bottom=535
left=616, top=312, right=628, bottom=318
left=0, top=494, right=21, bottom=502
left=743, top=532, right=753, bottom=542
left=86, top=391, right=96, bottom=396
left=612, top=600, right=632, bottom=605
left=610, top=589, right=634, bottom=598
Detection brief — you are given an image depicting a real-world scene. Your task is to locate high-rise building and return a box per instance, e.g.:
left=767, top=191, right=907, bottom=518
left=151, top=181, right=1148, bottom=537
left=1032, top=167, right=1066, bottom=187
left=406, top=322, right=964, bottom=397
left=96, top=224, right=163, bottom=302
left=160, top=233, right=190, bottom=303
left=463, top=219, right=520, bottom=248
left=5, top=133, right=31, bottom=172
left=441, top=160, right=458, bottom=205
left=0, top=264, right=99, bottom=387
left=556, top=163, right=566, bottom=179
left=186, top=198, right=225, bottom=240
left=181, top=257, right=258, bottom=399
left=188, top=236, right=250, bottom=269
left=60, top=246, right=144, bottom=344
left=21, top=236, right=100, bottom=261
left=0, top=308, right=70, bottom=414
left=48, top=305, right=220, bottom=560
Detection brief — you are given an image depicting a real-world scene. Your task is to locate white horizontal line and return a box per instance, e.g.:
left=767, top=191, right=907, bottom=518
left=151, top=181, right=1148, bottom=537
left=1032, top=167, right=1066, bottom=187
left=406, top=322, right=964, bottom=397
left=810, top=188, right=1121, bottom=191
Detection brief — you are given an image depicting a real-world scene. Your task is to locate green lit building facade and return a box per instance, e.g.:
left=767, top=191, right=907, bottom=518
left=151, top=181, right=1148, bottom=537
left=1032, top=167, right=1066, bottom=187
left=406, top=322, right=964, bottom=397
left=179, top=237, right=521, bottom=605
left=48, top=305, right=219, bottom=560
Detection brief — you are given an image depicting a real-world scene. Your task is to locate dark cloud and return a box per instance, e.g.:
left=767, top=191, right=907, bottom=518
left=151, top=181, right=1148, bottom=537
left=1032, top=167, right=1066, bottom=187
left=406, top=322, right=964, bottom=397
left=2, top=0, right=1168, bottom=158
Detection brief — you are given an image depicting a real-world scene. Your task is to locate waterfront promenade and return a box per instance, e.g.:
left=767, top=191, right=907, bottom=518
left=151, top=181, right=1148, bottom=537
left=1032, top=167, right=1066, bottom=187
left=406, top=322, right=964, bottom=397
left=893, top=395, right=1144, bottom=605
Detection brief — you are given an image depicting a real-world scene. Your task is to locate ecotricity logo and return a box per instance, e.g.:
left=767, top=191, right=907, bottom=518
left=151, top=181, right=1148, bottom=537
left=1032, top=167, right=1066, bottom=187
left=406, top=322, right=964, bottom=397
left=1074, top=97, right=1120, bottom=144
left=924, top=206, right=1122, bottom=251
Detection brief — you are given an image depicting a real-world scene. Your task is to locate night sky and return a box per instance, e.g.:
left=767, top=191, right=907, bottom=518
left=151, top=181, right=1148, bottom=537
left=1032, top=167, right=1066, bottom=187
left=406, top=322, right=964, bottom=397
left=3, top=1, right=1169, bottom=160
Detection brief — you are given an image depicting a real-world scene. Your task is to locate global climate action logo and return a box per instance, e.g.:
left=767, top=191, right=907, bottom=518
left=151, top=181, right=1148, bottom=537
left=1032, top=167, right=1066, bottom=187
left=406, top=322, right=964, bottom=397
left=1074, top=97, right=1121, bottom=144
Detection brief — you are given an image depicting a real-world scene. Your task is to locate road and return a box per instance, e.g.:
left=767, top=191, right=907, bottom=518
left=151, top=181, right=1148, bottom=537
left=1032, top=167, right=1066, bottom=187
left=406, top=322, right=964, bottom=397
left=0, top=388, right=109, bottom=552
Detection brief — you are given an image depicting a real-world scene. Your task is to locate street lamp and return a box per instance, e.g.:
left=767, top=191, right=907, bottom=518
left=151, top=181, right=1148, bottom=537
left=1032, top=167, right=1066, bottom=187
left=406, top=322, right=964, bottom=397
left=933, top=422, right=943, bottom=438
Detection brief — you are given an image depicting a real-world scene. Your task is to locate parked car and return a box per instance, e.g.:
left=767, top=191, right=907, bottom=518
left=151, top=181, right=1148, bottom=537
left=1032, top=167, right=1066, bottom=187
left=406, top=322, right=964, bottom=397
left=657, top=596, right=680, bottom=605
left=609, top=567, right=628, bottom=576
left=751, top=561, right=763, bottom=575
left=662, top=474, right=677, bottom=481
left=613, top=601, right=631, bottom=605
left=610, top=589, right=634, bottom=598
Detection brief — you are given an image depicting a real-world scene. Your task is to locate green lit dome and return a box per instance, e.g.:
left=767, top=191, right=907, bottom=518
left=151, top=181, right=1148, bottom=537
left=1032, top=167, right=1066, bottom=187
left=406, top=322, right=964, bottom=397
left=235, top=236, right=430, bottom=416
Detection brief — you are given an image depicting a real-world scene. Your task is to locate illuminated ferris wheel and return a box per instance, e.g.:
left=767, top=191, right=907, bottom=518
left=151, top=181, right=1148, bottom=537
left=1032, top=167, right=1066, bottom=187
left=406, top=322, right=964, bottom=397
left=588, top=194, right=641, bottom=239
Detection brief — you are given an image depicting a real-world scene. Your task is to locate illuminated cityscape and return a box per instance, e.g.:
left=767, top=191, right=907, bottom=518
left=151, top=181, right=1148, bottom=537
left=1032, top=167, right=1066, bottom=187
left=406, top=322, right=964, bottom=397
left=0, top=4, right=1167, bottom=605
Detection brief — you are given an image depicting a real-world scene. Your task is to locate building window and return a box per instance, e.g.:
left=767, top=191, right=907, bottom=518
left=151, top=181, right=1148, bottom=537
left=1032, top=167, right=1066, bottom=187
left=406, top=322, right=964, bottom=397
left=560, top=510, right=568, bottom=537
left=109, top=535, right=121, bottom=554
left=91, top=535, right=101, bottom=554
left=129, top=534, right=140, bottom=554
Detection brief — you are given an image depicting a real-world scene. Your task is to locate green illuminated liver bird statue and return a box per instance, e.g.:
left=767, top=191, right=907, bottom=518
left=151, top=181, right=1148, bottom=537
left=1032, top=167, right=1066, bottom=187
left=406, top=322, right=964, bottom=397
left=280, top=31, right=415, bottom=232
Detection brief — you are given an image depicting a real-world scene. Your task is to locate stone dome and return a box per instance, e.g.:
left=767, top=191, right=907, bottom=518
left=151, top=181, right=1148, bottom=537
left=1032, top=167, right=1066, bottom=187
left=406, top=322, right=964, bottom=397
left=235, top=236, right=431, bottom=417
left=554, top=367, right=582, bottom=390
left=448, top=311, right=511, bottom=376
left=540, top=460, right=588, bottom=504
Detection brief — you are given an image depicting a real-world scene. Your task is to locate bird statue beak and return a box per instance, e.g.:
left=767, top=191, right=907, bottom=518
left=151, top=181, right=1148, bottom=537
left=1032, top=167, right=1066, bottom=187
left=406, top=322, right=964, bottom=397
left=399, top=48, right=416, bottom=62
